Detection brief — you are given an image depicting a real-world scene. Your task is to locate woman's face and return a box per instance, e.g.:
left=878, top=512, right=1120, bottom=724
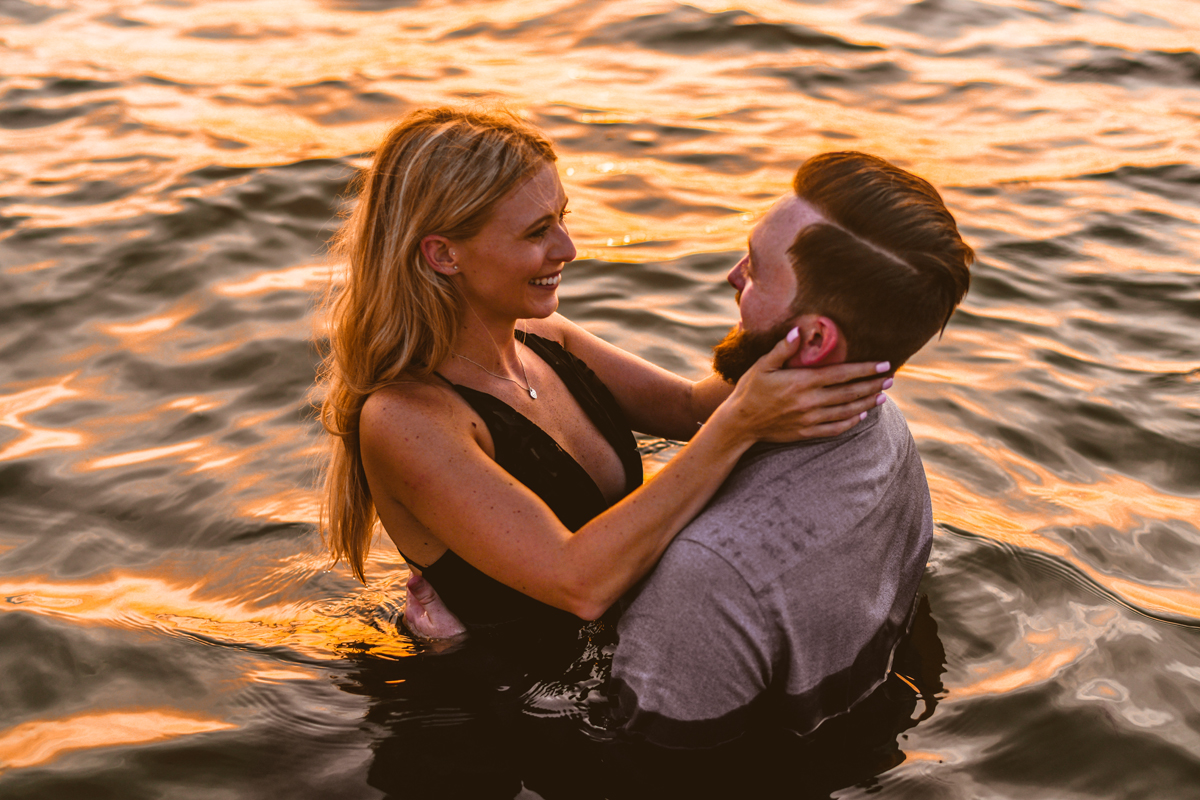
left=452, top=161, right=575, bottom=323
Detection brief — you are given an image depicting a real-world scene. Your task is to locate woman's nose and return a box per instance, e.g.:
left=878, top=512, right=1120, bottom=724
left=551, top=226, right=577, bottom=263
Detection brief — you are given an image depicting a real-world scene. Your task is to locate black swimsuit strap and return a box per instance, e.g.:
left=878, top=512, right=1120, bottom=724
left=435, top=332, right=641, bottom=499
left=400, top=331, right=642, bottom=628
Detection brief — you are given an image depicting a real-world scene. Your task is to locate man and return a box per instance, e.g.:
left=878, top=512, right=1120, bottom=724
left=609, top=151, right=973, bottom=747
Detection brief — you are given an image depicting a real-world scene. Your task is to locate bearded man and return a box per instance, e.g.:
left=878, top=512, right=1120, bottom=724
left=609, top=151, right=973, bottom=747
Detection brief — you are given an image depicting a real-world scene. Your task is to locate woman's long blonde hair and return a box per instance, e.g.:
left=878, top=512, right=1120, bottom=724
left=318, top=106, right=557, bottom=582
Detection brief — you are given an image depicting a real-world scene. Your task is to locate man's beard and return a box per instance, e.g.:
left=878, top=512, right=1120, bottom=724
left=711, top=319, right=793, bottom=383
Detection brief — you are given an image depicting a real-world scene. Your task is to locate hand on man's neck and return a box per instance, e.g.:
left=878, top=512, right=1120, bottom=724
left=783, top=314, right=849, bottom=369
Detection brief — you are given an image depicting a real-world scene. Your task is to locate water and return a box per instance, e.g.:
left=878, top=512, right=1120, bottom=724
left=1, top=0, right=1199, bottom=796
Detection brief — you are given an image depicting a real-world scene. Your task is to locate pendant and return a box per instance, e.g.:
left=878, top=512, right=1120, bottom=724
left=529, top=387, right=537, bottom=399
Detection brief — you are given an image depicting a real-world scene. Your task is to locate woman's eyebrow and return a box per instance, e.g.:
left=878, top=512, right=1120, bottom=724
left=520, top=213, right=555, bottom=234
left=519, top=197, right=569, bottom=235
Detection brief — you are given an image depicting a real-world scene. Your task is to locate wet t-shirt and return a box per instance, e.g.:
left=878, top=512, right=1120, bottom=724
left=611, top=401, right=932, bottom=747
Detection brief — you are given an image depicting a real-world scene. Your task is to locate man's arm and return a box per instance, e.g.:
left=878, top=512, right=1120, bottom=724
left=610, top=541, right=777, bottom=748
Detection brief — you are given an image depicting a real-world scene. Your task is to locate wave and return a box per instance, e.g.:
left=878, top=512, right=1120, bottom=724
left=1078, top=163, right=1200, bottom=207
left=941, top=525, right=1200, bottom=628
left=576, top=5, right=881, bottom=54
left=744, top=61, right=908, bottom=100
left=865, top=0, right=1026, bottom=39
left=1054, top=48, right=1200, bottom=87
left=0, top=0, right=64, bottom=24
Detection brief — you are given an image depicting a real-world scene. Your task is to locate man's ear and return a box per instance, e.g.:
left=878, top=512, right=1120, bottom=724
left=785, top=315, right=846, bottom=368
left=420, top=234, right=459, bottom=275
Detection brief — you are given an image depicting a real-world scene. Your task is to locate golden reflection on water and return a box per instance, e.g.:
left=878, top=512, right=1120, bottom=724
left=1, top=566, right=415, bottom=662
left=900, top=339, right=1200, bottom=623
left=98, top=301, right=200, bottom=355
left=0, top=373, right=92, bottom=461
left=5, top=0, right=1198, bottom=262
left=945, top=604, right=1151, bottom=702
left=79, top=440, right=207, bottom=472
left=927, top=464, right=1200, bottom=620
left=214, top=263, right=332, bottom=297
left=237, top=488, right=320, bottom=525
left=924, top=329, right=1200, bottom=381
left=0, top=710, right=237, bottom=772
left=4, top=259, right=58, bottom=275
left=3, top=1, right=1200, bottom=787
left=953, top=644, right=1086, bottom=700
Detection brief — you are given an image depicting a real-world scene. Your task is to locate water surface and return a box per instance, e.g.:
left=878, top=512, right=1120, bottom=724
left=1, top=0, right=1199, bottom=797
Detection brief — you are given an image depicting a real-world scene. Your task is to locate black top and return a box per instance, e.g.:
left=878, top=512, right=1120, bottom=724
left=412, top=331, right=643, bottom=631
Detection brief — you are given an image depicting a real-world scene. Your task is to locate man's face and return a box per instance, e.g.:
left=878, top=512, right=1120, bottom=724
left=712, top=195, right=826, bottom=382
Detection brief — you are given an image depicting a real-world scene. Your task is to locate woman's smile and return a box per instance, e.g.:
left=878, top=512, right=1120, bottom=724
left=530, top=272, right=561, bottom=287
left=449, top=161, right=575, bottom=320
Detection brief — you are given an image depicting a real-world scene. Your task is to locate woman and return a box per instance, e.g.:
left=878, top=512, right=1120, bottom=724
left=319, top=107, right=888, bottom=639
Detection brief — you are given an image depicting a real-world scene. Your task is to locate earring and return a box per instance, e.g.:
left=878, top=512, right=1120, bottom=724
left=452, top=265, right=459, bottom=271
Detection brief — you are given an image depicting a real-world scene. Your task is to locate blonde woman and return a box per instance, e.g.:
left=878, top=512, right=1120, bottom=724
left=319, top=107, right=889, bottom=640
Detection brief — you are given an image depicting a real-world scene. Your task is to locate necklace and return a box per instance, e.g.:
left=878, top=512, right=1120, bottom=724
left=454, top=331, right=537, bottom=400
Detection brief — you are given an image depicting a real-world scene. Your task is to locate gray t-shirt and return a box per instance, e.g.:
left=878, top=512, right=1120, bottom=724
left=611, top=401, right=932, bottom=747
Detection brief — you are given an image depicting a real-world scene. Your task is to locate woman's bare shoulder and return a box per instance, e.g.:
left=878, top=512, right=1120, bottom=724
left=524, top=314, right=570, bottom=345
left=361, top=378, right=466, bottom=439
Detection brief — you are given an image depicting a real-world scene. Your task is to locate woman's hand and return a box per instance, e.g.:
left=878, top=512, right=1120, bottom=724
left=403, top=573, right=467, bottom=640
left=717, top=332, right=891, bottom=444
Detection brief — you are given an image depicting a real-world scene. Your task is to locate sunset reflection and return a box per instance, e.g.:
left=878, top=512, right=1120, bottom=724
left=2, top=570, right=415, bottom=661
left=98, top=301, right=198, bottom=355
left=4, top=0, right=1200, bottom=793
left=952, top=644, right=1085, bottom=700
left=0, top=373, right=92, bottom=461
left=0, top=710, right=236, bottom=772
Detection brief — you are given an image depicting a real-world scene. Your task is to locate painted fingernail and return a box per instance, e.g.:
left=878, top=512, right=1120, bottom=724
left=875, top=361, right=890, bottom=373
left=876, top=393, right=887, bottom=405
left=786, top=327, right=800, bottom=344
left=882, top=378, right=894, bottom=390
left=859, top=411, right=868, bottom=421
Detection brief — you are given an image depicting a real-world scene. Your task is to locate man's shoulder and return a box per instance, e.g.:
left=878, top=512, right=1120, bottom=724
left=673, top=402, right=929, bottom=588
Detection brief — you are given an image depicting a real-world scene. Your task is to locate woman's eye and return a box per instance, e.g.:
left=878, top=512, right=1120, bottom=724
left=530, top=210, right=569, bottom=240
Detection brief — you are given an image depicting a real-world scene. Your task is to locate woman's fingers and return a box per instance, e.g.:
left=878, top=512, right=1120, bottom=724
left=791, top=358, right=891, bottom=387
left=753, top=326, right=803, bottom=371
left=729, top=330, right=899, bottom=442
left=766, top=392, right=885, bottom=441
left=807, top=374, right=892, bottom=407
left=768, top=367, right=890, bottom=411
left=802, top=389, right=887, bottom=426
left=793, top=416, right=869, bottom=439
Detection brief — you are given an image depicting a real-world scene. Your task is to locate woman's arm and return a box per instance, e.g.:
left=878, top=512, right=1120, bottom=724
left=362, top=334, right=887, bottom=621
left=530, top=314, right=733, bottom=440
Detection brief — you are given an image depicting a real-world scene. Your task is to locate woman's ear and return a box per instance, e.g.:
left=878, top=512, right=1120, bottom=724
left=420, top=235, right=459, bottom=275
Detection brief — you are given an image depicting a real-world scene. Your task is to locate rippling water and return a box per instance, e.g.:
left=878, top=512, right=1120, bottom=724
left=2, top=0, right=1199, bottom=796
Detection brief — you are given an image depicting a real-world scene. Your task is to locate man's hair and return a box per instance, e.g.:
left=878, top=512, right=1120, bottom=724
left=789, top=152, right=973, bottom=370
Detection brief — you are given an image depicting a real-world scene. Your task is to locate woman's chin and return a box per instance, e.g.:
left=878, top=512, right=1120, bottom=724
left=524, top=294, right=559, bottom=319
